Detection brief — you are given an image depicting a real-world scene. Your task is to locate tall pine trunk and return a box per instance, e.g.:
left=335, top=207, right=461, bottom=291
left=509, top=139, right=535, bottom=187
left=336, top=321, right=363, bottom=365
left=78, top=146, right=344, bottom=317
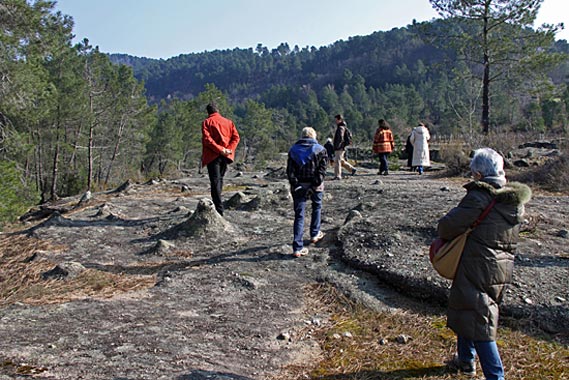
left=50, top=119, right=60, bottom=201
left=87, top=91, right=94, bottom=192
left=104, top=116, right=126, bottom=186
left=481, top=9, right=490, bottom=134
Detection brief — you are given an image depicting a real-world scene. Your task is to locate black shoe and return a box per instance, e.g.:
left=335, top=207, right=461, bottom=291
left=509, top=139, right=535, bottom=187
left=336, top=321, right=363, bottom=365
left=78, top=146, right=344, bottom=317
left=351, top=168, right=357, bottom=176
left=383, top=171, right=389, bottom=176
left=447, top=355, right=476, bottom=377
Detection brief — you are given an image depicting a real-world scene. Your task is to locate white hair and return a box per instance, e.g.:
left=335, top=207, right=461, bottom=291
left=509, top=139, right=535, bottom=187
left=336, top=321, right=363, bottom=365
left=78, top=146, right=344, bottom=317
left=301, top=127, right=317, bottom=139
left=470, top=148, right=505, bottom=178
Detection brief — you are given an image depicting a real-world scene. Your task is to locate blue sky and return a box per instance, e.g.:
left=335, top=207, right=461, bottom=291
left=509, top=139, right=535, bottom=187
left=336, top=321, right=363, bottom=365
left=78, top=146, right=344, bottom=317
left=55, top=0, right=568, bottom=59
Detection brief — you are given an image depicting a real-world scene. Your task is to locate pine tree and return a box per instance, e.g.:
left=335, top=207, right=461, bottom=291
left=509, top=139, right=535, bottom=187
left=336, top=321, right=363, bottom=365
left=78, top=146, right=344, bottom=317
left=429, top=0, right=563, bottom=133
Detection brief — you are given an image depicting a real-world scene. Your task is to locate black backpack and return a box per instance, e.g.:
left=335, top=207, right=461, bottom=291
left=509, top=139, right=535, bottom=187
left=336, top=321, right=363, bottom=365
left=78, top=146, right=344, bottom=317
left=343, top=127, right=353, bottom=146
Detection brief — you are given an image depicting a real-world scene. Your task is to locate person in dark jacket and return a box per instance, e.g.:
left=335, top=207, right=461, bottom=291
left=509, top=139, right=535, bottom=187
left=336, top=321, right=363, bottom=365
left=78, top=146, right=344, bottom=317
left=324, top=137, right=335, bottom=166
left=201, top=103, right=240, bottom=216
left=332, top=114, right=356, bottom=180
left=287, top=127, right=328, bottom=257
left=437, top=148, right=531, bottom=380
left=405, top=133, right=414, bottom=171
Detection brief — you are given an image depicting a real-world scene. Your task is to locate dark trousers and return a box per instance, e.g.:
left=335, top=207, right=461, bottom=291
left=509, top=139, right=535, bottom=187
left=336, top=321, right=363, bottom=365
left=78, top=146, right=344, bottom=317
left=207, top=156, right=228, bottom=215
left=379, top=153, right=389, bottom=174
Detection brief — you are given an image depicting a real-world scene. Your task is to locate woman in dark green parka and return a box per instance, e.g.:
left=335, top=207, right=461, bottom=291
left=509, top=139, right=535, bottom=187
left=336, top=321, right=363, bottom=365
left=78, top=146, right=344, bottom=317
left=437, top=148, right=531, bottom=380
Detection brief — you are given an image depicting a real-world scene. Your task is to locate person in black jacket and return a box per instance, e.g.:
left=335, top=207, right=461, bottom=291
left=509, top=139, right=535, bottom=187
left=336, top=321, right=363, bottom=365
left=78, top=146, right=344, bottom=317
left=332, top=114, right=356, bottom=179
left=287, top=127, right=328, bottom=257
left=324, top=137, right=335, bottom=165
left=405, top=133, right=414, bottom=171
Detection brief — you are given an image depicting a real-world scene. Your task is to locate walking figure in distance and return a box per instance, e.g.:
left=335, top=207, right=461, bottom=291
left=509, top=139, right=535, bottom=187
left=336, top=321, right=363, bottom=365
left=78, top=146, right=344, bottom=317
left=286, top=127, right=328, bottom=257
left=201, top=102, right=240, bottom=216
left=332, top=114, right=356, bottom=180
left=410, top=122, right=430, bottom=174
left=372, top=119, right=395, bottom=175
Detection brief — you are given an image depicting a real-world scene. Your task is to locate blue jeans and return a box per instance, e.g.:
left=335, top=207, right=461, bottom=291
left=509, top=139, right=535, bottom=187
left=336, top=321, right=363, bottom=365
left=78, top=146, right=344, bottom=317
left=292, top=190, right=323, bottom=252
left=378, top=153, right=389, bottom=173
left=457, top=336, right=504, bottom=380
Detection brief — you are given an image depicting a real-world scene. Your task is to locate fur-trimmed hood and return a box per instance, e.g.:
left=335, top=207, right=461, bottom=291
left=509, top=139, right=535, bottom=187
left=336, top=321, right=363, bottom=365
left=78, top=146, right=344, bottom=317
left=464, top=180, right=531, bottom=226
left=464, top=180, right=532, bottom=206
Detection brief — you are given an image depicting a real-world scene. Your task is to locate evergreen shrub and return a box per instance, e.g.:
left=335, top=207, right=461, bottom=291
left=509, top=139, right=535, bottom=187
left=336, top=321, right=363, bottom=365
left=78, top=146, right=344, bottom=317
left=0, top=161, right=40, bottom=230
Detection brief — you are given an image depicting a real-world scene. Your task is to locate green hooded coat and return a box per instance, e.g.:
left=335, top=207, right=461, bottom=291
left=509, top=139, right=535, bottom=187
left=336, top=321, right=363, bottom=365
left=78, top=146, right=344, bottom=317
left=437, top=180, right=532, bottom=341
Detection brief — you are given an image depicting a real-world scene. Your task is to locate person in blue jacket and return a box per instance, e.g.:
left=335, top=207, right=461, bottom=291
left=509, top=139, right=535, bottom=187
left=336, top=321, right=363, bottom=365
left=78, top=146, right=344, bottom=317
left=286, top=127, right=328, bottom=257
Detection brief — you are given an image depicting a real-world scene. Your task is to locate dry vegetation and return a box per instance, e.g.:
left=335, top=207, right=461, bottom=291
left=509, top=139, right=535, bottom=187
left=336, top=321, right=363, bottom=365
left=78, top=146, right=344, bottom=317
left=436, top=132, right=569, bottom=193
left=274, top=284, right=569, bottom=380
left=0, top=235, right=156, bottom=306
left=511, top=146, right=569, bottom=193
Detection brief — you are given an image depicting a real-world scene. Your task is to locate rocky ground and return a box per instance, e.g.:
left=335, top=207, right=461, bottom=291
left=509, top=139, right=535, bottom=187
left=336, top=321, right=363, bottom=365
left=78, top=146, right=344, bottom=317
left=0, top=160, right=567, bottom=379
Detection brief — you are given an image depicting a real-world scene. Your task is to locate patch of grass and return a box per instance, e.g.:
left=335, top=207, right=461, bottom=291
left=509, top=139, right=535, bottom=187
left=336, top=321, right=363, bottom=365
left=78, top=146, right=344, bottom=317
left=274, top=283, right=569, bottom=380
left=223, top=185, right=248, bottom=192
left=0, top=235, right=156, bottom=307
left=0, top=358, right=47, bottom=377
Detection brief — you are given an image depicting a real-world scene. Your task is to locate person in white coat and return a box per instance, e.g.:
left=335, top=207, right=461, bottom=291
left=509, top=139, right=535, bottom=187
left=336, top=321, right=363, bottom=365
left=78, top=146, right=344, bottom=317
left=410, top=122, right=431, bottom=174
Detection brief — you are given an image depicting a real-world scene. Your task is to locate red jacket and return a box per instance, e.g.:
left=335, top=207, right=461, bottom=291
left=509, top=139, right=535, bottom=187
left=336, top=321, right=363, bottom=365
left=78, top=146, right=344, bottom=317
left=201, top=112, right=240, bottom=166
left=373, top=128, right=394, bottom=154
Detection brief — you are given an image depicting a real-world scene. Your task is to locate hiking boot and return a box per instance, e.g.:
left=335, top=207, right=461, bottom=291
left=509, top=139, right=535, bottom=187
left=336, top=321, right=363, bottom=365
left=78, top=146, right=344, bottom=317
left=447, top=354, right=476, bottom=377
left=293, top=247, right=309, bottom=257
left=310, top=231, right=325, bottom=244
left=351, top=168, right=357, bottom=176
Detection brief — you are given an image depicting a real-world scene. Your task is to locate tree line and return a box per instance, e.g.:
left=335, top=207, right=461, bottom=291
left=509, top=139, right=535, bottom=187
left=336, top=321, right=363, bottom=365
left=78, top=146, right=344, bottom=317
left=1, top=0, right=152, bottom=226
left=1, top=0, right=568, bottom=228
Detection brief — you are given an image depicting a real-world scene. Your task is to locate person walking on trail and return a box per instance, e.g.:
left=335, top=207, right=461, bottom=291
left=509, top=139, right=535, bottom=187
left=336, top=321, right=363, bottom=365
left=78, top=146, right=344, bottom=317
left=201, top=102, right=240, bottom=216
left=332, top=114, right=356, bottom=180
left=372, top=119, right=395, bottom=175
left=286, top=127, right=327, bottom=258
left=437, top=148, right=531, bottom=380
left=404, top=131, right=415, bottom=171
left=324, top=137, right=335, bottom=166
left=410, top=122, right=430, bottom=174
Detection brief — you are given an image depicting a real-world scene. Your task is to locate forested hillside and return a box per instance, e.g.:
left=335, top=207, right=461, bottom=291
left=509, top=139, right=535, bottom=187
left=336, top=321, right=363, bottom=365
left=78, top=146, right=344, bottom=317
left=1, top=0, right=568, bottom=229
left=111, top=19, right=569, bottom=138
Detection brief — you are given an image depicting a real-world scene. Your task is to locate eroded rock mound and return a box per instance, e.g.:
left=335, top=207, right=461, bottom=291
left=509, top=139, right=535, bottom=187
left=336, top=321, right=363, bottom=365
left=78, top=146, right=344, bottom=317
left=163, top=198, right=240, bottom=240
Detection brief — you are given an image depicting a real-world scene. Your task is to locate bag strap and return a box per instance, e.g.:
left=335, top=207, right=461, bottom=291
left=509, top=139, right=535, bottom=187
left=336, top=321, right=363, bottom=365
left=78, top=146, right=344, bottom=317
left=470, top=198, right=497, bottom=229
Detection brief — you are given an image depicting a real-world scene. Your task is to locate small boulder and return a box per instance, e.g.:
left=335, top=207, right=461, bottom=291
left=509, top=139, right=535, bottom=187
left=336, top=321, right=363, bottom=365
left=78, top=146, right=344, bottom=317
left=344, top=210, right=363, bottom=225
left=396, top=334, right=412, bottom=344
left=42, top=262, right=86, bottom=280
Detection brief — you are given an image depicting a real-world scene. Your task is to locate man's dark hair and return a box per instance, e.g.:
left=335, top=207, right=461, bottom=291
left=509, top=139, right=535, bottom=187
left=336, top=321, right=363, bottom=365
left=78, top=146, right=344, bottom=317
left=334, top=114, right=343, bottom=121
left=378, top=119, right=391, bottom=129
left=206, top=103, right=219, bottom=115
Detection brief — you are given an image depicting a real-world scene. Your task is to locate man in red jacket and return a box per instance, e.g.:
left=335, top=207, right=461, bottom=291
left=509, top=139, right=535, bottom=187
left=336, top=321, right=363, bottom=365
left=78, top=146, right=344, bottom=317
left=201, top=103, right=240, bottom=216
